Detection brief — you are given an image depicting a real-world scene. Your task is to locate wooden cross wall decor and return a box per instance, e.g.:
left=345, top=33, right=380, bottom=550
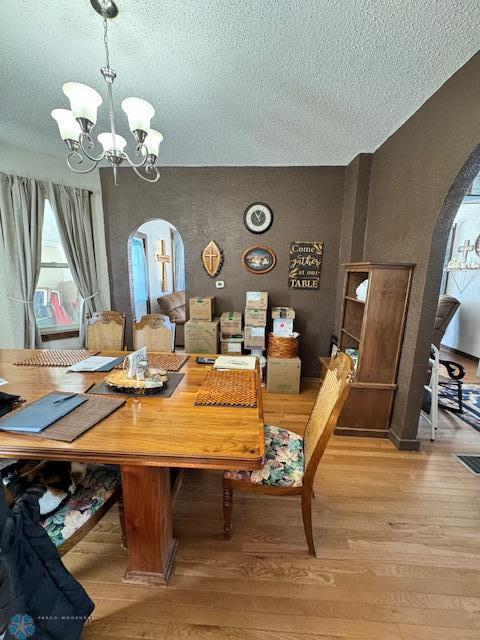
left=155, top=239, right=171, bottom=291
left=201, top=240, right=223, bottom=277
left=458, top=239, right=475, bottom=260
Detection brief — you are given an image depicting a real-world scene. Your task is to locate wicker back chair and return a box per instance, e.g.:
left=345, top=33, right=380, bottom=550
left=132, top=314, right=175, bottom=353
left=86, top=311, right=126, bottom=352
left=223, top=351, right=353, bottom=556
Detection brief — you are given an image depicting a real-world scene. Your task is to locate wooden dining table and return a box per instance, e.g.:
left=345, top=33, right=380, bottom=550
left=0, top=349, right=265, bottom=584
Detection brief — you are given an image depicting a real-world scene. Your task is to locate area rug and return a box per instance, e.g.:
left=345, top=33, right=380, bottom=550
left=439, top=383, right=480, bottom=433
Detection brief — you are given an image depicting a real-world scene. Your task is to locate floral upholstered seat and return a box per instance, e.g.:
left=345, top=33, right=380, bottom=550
left=224, top=425, right=304, bottom=487
left=42, top=464, right=120, bottom=547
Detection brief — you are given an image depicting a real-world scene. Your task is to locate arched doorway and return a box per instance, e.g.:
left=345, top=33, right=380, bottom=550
left=127, top=219, right=185, bottom=321
left=413, top=145, right=480, bottom=441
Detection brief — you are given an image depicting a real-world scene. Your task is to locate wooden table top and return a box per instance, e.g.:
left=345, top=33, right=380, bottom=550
left=0, top=350, right=265, bottom=470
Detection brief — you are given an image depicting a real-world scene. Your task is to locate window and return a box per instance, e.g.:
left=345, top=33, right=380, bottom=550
left=34, top=201, right=81, bottom=335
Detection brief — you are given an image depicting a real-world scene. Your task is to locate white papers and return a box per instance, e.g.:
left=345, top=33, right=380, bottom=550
left=68, top=356, right=121, bottom=372
left=246, top=291, right=261, bottom=301
left=214, top=356, right=257, bottom=371
left=0, top=378, right=7, bottom=386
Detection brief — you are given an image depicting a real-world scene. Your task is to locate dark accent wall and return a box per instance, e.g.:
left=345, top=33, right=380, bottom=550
left=100, top=166, right=345, bottom=375
left=334, top=153, right=372, bottom=330
left=363, top=51, right=480, bottom=448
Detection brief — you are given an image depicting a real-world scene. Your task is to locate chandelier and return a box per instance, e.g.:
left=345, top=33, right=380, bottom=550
left=51, top=0, right=162, bottom=184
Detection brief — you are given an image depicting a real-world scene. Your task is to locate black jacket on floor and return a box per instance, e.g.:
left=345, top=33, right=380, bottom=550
left=0, top=486, right=94, bottom=639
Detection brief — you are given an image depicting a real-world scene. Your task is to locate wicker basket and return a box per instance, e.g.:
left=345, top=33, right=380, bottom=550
left=267, top=333, right=299, bottom=358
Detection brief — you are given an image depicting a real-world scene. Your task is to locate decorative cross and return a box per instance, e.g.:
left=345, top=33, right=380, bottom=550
left=458, top=239, right=475, bottom=260
left=204, top=246, right=217, bottom=273
left=155, top=239, right=170, bottom=291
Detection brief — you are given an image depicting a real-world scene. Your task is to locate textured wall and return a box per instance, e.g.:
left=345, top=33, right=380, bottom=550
left=100, top=166, right=345, bottom=375
left=363, top=51, right=480, bottom=447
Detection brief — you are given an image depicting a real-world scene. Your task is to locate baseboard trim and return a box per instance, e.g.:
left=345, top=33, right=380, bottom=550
left=440, top=344, right=479, bottom=362
left=388, top=429, right=421, bottom=451
left=335, top=427, right=389, bottom=438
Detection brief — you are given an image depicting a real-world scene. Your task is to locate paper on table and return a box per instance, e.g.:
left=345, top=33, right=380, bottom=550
left=213, top=356, right=257, bottom=371
left=68, top=356, right=122, bottom=372
left=0, top=378, right=7, bottom=386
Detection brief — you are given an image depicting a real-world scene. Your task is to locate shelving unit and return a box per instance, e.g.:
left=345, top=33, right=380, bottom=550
left=334, top=262, right=414, bottom=438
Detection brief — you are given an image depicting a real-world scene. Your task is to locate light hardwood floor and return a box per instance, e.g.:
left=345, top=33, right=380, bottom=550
left=65, top=378, right=480, bottom=640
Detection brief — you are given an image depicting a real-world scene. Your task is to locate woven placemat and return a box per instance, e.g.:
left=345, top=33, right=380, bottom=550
left=195, top=369, right=257, bottom=408
left=13, top=350, right=98, bottom=367
left=114, top=352, right=189, bottom=372
left=15, top=392, right=126, bottom=442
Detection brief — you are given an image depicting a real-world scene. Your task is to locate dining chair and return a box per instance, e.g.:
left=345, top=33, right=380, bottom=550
left=86, top=311, right=126, bottom=352
left=223, top=351, right=354, bottom=556
left=132, top=314, right=175, bottom=352
left=2, top=461, right=126, bottom=554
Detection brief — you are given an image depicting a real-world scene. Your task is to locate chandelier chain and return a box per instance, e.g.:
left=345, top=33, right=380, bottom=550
left=103, top=18, right=111, bottom=69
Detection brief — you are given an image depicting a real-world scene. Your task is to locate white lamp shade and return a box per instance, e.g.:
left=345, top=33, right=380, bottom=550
left=121, top=97, right=155, bottom=133
left=144, top=129, right=163, bottom=156
left=51, top=109, right=81, bottom=141
left=63, top=82, right=102, bottom=123
left=97, top=132, right=127, bottom=153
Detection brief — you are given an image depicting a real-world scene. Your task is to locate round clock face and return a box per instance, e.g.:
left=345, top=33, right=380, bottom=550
left=244, top=203, right=273, bottom=234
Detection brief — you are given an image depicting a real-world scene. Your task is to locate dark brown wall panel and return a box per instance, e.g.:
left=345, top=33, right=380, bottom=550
left=100, top=166, right=345, bottom=375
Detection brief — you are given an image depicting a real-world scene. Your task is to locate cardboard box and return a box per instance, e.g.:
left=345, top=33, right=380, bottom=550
left=189, top=296, right=215, bottom=321
left=244, top=325, right=266, bottom=350
left=221, top=341, right=243, bottom=355
left=244, top=307, right=267, bottom=327
left=267, top=357, right=301, bottom=394
left=273, top=318, right=294, bottom=335
left=220, top=311, right=242, bottom=334
left=245, top=291, right=268, bottom=310
left=271, top=306, right=296, bottom=320
left=184, top=318, right=219, bottom=354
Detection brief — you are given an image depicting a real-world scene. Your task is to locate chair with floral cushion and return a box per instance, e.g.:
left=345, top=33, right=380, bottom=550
left=2, top=461, right=125, bottom=555
left=223, top=351, right=354, bottom=556
left=42, top=464, right=124, bottom=555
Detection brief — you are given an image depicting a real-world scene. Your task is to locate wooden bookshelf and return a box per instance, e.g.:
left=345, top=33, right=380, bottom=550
left=335, top=262, right=414, bottom=438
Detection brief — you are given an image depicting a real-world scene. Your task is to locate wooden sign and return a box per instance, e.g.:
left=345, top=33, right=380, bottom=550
left=288, top=241, right=323, bottom=289
left=202, top=240, right=224, bottom=277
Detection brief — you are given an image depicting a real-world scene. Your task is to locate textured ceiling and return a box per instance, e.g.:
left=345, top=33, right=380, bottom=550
left=1, top=0, right=479, bottom=166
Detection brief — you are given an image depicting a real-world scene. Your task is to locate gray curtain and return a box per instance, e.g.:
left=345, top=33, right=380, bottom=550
left=46, top=183, right=100, bottom=344
left=0, top=172, right=44, bottom=348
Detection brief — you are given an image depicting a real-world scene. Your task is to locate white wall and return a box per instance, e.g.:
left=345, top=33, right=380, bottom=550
left=442, top=201, right=480, bottom=357
left=136, top=219, right=174, bottom=313
left=0, top=142, right=111, bottom=348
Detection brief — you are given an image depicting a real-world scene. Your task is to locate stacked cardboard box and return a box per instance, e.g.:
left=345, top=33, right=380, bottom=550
left=185, top=318, right=219, bottom=354
left=244, top=292, right=268, bottom=350
left=220, top=312, right=243, bottom=354
left=271, top=306, right=295, bottom=335
left=189, top=296, right=215, bottom=321
left=267, top=306, right=300, bottom=393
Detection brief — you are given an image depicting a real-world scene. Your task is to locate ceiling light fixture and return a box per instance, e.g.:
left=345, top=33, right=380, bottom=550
left=51, top=0, right=162, bottom=184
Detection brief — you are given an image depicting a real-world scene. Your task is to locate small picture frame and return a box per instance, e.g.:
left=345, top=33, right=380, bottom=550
left=241, top=245, right=276, bottom=274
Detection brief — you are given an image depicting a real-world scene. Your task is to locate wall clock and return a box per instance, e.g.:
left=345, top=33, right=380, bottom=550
left=244, top=203, right=273, bottom=234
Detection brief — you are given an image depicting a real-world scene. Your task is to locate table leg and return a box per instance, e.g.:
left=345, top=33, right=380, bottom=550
left=121, top=465, right=177, bottom=585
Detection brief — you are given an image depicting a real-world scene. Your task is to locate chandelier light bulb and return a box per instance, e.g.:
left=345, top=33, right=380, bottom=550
left=97, top=132, right=127, bottom=153
left=144, top=129, right=163, bottom=157
left=51, top=109, right=81, bottom=142
left=121, top=97, right=155, bottom=138
left=63, top=82, right=103, bottom=126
